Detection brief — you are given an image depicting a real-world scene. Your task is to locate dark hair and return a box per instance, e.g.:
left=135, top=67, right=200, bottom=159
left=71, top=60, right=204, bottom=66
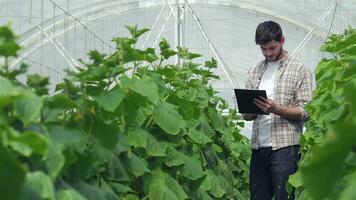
left=255, top=21, right=283, bottom=45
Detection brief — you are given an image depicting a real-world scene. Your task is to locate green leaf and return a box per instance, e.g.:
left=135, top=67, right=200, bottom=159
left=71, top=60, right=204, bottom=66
left=180, top=154, right=205, bottom=181
left=198, top=113, right=215, bottom=138
left=288, top=170, right=303, bottom=187
left=299, top=128, right=352, bottom=199
left=15, top=94, right=43, bottom=125
left=92, top=120, right=119, bottom=149
left=110, top=182, right=132, bottom=195
left=127, top=126, right=166, bottom=157
left=153, top=102, right=185, bottom=135
left=339, top=171, right=356, bottom=200
left=125, top=25, right=150, bottom=39
left=345, top=151, right=356, bottom=166
left=0, top=77, right=22, bottom=104
left=189, top=189, right=213, bottom=200
left=188, top=52, right=202, bottom=60
left=122, top=194, right=139, bottom=200
left=122, top=152, right=150, bottom=177
left=48, top=125, right=87, bottom=153
left=205, top=58, right=218, bottom=69
left=148, top=170, right=188, bottom=200
left=167, top=94, right=201, bottom=120
left=187, top=129, right=212, bottom=145
left=94, top=87, right=126, bottom=112
left=0, top=146, right=25, bottom=200
left=57, top=189, right=88, bottom=200
left=201, top=170, right=226, bottom=198
left=25, top=171, right=55, bottom=200
left=73, top=181, right=108, bottom=200
left=8, top=131, right=48, bottom=156
left=27, top=74, right=49, bottom=95
left=121, top=75, right=159, bottom=104
left=46, top=145, right=65, bottom=179
left=0, top=25, right=20, bottom=57
left=161, top=49, right=177, bottom=60
left=45, top=94, right=77, bottom=109
left=164, top=145, right=185, bottom=167
left=88, top=50, right=104, bottom=64
left=159, top=38, right=170, bottom=50
left=106, top=152, right=131, bottom=182
left=114, top=133, right=130, bottom=155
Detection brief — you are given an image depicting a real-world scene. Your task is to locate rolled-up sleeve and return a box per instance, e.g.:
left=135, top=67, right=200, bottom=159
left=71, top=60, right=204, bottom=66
left=295, top=66, right=313, bottom=122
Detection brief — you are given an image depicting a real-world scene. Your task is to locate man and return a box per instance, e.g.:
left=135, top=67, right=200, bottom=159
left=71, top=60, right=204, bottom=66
left=242, top=21, right=313, bottom=200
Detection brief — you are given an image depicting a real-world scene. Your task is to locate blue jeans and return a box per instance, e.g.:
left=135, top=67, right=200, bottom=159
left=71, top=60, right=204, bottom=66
left=249, top=145, right=300, bottom=200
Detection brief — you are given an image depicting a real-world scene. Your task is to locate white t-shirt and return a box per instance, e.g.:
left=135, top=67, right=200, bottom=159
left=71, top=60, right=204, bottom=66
left=257, top=60, right=280, bottom=147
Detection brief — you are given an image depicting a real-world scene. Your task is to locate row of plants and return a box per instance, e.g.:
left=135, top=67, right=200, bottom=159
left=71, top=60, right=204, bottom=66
left=0, top=24, right=251, bottom=200
left=289, top=28, right=356, bottom=200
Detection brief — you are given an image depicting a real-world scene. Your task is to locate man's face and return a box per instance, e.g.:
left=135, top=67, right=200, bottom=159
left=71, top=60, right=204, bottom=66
left=259, top=37, right=284, bottom=62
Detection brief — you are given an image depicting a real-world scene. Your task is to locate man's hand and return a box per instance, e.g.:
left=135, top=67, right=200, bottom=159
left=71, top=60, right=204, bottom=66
left=254, top=96, right=303, bottom=121
left=253, top=96, right=279, bottom=114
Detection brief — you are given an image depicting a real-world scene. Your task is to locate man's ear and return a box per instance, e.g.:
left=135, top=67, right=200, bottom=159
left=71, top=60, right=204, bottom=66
left=281, top=36, right=285, bottom=45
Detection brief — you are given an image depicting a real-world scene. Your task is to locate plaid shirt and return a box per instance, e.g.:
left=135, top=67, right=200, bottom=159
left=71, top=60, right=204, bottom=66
left=245, top=55, right=313, bottom=150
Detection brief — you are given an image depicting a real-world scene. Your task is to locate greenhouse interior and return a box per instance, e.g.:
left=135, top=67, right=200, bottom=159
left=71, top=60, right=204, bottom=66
left=0, top=0, right=356, bottom=199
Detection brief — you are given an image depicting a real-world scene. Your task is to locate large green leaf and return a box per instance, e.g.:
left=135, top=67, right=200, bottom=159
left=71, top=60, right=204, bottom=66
left=101, top=147, right=130, bottom=182
left=189, top=189, right=213, bottom=200
left=198, top=113, right=215, bottom=138
left=187, top=129, right=212, bottom=145
left=0, top=77, right=23, bottom=105
left=48, top=125, right=87, bottom=153
left=180, top=154, right=205, bottom=181
left=8, top=131, right=48, bottom=157
left=0, top=146, right=25, bottom=200
left=46, top=145, right=66, bottom=179
left=288, top=170, right=303, bottom=188
left=15, top=94, right=43, bottom=125
left=45, top=94, right=77, bottom=109
left=73, top=181, right=109, bottom=200
left=339, top=171, right=356, bottom=200
left=122, top=152, right=150, bottom=177
left=153, top=102, right=185, bottom=135
left=94, top=87, right=126, bottom=112
left=25, top=171, right=55, bottom=200
left=164, top=145, right=185, bottom=167
left=300, top=118, right=356, bottom=199
left=57, top=189, right=88, bottom=200
left=121, top=75, right=159, bottom=104
left=127, top=126, right=166, bottom=157
left=201, top=170, right=226, bottom=198
left=148, top=170, right=188, bottom=200
left=110, top=182, right=132, bottom=195
left=92, top=119, right=119, bottom=149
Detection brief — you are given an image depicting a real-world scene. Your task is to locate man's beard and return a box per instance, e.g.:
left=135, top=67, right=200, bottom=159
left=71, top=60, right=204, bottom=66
left=267, top=48, right=283, bottom=62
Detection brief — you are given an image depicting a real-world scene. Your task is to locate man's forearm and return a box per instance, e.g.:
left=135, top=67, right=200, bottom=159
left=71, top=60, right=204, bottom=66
left=274, top=105, right=302, bottom=121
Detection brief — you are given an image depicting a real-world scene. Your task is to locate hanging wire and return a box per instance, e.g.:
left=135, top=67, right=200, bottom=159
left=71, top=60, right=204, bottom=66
left=40, top=0, right=44, bottom=74
left=74, top=20, right=77, bottom=58
left=48, top=0, right=115, bottom=51
left=141, top=4, right=166, bottom=48
left=289, top=0, right=339, bottom=59
left=184, top=0, right=238, bottom=89
left=53, top=3, right=56, bottom=39
left=153, top=8, right=173, bottom=47
left=325, top=0, right=339, bottom=41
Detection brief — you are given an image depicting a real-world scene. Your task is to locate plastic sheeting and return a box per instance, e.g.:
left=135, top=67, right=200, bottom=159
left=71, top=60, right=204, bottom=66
left=1, top=0, right=355, bottom=137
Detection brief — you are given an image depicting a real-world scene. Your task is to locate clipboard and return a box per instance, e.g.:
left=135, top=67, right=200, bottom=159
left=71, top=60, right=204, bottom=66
left=234, top=89, right=269, bottom=115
